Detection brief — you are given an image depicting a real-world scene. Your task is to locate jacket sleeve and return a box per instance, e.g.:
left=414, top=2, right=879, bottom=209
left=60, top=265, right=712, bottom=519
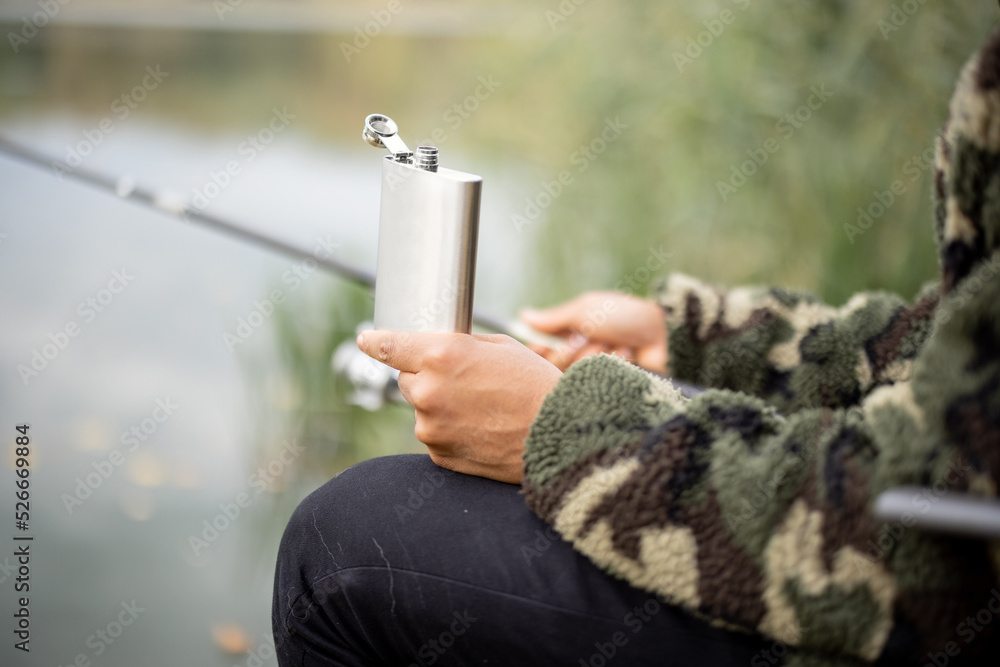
left=522, top=288, right=999, bottom=663
left=653, top=273, right=939, bottom=413
left=523, top=24, right=1000, bottom=667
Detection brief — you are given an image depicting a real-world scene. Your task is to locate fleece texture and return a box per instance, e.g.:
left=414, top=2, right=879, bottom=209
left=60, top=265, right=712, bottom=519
left=522, top=26, right=1000, bottom=667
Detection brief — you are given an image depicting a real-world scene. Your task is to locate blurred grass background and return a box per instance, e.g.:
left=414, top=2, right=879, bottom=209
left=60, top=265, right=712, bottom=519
left=516, top=1, right=994, bottom=306
left=2, top=0, right=997, bottom=481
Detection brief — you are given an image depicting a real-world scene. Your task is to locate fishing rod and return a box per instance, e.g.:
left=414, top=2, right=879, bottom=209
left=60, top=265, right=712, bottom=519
left=0, top=133, right=703, bottom=406
left=0, top=134, right=529, bottom=338
left=0, top=133, right=569, bottom=408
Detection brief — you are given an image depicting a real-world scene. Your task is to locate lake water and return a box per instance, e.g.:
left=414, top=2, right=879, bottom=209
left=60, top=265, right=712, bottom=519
left=0, top=113, right=535, bottom=666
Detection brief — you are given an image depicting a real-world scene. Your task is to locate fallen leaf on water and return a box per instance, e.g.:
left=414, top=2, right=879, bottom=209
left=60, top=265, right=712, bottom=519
left=211, top=623, right=253, bottom=654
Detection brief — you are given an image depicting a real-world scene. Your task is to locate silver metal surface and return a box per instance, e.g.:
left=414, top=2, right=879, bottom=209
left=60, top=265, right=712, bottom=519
left=875, top=486, right=1000, bottom=539
left=414, top=146, right=439, bottom=172
left=373, top=155, right=481, bottom=333
left=364, top=113, right=481, bottom=334
left=363, top=113, right=412, bottom=162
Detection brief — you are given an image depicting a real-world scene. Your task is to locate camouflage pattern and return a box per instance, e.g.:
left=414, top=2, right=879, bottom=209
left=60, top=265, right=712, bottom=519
left=522, top=26, right=1000, bottom=666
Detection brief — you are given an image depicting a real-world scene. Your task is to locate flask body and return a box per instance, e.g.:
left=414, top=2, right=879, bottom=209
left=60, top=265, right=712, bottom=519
left=373, top=155, right=481, bottom=333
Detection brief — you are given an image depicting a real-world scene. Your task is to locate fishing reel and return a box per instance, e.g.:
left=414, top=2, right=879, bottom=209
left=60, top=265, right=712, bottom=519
left=332, top=323, right=402, bottom=411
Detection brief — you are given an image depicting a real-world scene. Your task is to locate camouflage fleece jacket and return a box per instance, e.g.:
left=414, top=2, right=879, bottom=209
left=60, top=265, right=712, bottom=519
left=522, top=27, right=1000, bottom=667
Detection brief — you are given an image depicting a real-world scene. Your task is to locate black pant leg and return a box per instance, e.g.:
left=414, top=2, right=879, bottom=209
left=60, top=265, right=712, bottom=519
left=272, top=454, right=773, bottom=666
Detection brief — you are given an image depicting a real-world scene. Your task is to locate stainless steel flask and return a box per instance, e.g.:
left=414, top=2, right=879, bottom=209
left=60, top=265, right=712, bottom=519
left=363, top=114, right=482, bottom=333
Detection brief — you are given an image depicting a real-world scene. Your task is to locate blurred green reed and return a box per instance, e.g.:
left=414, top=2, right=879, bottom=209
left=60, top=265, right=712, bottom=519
left=506, top=1, right=996, bottom=306
left=242, top=281, right=423, bottom=492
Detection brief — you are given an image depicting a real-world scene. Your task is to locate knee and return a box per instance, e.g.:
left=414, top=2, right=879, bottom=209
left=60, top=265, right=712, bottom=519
left=290, top=453, right=437, bottom=520
left=274, top=457, right=418, bottom=643
left=274, top=456, right=441, bottom=641
left=276, top=454, right=436, bottom=566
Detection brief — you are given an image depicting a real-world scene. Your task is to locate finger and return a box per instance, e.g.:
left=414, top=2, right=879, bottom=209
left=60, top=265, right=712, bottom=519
left=610, top=346, right=637, bottom=364
left=532, top=331, right=586, bottom=359
left=527, top=343, right=553, bottom=357
left=528, top=345, right=566, bottom=368
left=637, top=346, right=668, bottom=375
left=548, top=341, right=606, bottom=371
left=470, top=332, right=517, bottom=346
left=394, top=370, right=418, bottom=406
left=504, top=320, right=567, bottom=348
left=519, top=301, right=583, bottom=334
left=356, top=330, right=446, bottom=373
left=575, top=342, right=611, bottom=362
left=542, top=339, right=577, bottom=370
left=544, top=346, right=574, bottom=371
left=566, top=332, right=588, bottom=350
